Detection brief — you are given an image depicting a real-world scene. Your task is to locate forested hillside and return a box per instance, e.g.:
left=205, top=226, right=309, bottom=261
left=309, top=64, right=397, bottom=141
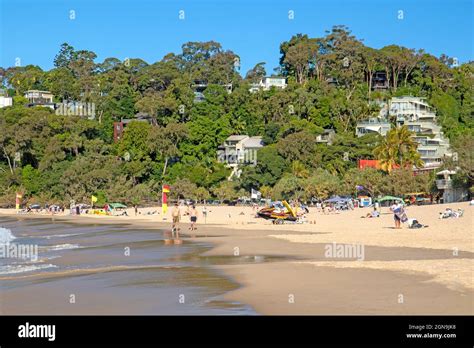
left=0, top=26, right=472, bottom=206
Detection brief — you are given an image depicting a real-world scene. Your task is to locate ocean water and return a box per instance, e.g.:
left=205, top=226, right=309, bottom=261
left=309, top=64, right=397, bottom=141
left=0, top=216, right=256, bottom=315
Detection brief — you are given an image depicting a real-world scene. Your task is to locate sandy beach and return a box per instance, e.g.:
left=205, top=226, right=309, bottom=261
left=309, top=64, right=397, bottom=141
left=0, top=202, right=472, bottom=315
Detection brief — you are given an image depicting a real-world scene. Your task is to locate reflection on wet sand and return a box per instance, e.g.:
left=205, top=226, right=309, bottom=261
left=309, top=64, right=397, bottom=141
left=0, top=217, right=260, bottom=315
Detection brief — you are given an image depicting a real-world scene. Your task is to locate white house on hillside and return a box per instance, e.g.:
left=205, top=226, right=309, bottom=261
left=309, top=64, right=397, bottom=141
left=0, top=95, right=13, bottom=108
left=24, top=90, right=55, bottom=109
left=217, top=135, right=264, bottom=178
left=249, top=77, right=287, bottom=92
left=316, top=129, right=336, bottom=145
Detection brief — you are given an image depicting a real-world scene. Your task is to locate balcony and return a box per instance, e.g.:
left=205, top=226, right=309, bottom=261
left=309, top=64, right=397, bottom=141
left=436, top=179, right=453, bottom=190
left=419, top=153, right=440, bottom=159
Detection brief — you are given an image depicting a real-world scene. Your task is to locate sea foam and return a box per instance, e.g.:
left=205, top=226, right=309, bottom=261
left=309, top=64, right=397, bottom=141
left=0, top=263, right=57, bottom=275
left=0, top=227, right=16, bottom=245
left=45, top=244, right=81, bottom=251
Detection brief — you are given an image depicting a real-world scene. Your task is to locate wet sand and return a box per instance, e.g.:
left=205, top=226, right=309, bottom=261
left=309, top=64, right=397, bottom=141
left=0, top=218, right=255, bottom=315
left=216, top=263, right=473, bottom=315
left=1, top=202, right=473, bottom=314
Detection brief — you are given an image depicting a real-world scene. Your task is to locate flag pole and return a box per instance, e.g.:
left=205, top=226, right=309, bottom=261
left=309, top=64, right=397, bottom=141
left=162, top=184, right=169, bottom=221
left=15, top=193, right=21, bottom=213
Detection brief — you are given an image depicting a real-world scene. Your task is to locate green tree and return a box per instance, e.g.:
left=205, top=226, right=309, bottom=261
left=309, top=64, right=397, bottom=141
left=238, top=145, right=287, bottom=189
left=172, top=178, right=197, bottom=199
left=342, top=167, right=385, bottom=197
left=272, top=174, right=304, bottom=200
left=303, top=169, right=341, bottom=200
left=21, top=165, right=42, bottom=195
left=374, top=126, right=423, bottom=172
left=212, top=181, right=237, bottom=201
left=245, top=62, right=266, bottom=82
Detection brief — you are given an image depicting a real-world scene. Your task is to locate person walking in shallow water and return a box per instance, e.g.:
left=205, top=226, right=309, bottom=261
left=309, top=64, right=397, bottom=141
left=189, top=205, right=198, bottom=231
left=171, top=203, right=181, bottom=238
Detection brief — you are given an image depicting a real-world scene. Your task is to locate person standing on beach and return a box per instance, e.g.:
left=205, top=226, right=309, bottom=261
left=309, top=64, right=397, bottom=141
left=390, top=201, right=403, bottom=229
left=171, top=203, right=181, bottom=238
left=202, top=206, right=207, bottom=224
left=189, top=205, right=198, bottom=231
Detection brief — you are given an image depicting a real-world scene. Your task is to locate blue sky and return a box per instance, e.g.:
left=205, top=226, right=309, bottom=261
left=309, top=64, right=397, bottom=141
left=1, top=0, right=472, bottom=75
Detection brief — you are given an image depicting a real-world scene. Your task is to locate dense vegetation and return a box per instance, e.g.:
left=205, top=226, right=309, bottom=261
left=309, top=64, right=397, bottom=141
left=0, top=26, right=472, bottom=206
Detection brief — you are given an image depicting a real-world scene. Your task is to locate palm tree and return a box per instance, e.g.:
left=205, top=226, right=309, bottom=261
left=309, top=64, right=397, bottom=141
left=374, top=126, right=423, bottom=172
left=373, top=137, right=397, bottom=172
left=291, top=160, right=309, bottom=178
left=394, top=126, right=424, bottom=168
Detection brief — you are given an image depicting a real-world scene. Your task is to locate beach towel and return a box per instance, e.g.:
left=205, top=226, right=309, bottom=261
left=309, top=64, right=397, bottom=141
left=394, top=207, right=408, bottom=223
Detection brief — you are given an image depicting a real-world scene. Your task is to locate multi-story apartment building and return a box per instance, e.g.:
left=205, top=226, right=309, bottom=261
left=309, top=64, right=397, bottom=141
left=357, top=97, right=452, bottom=168
left=389, top=96, right=452, bottom=166
left=355, top=118, right=392, bottom=137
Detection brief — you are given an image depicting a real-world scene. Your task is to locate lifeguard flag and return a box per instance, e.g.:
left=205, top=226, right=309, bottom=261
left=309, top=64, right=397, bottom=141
left=91, top=195, right=98, bottom=203
left=162, top=184, right=170, bottom=217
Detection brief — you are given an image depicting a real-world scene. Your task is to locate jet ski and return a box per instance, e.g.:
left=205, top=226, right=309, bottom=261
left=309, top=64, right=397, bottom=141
left=257, top=200, right=297, bottom=223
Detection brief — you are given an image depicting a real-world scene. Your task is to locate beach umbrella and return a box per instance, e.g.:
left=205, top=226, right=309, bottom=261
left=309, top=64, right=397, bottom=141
left=324, top=196, right=344, bottom=203
left=376, top=196, right=404, bottom=203
left=108, top=203, right=128, bottom=209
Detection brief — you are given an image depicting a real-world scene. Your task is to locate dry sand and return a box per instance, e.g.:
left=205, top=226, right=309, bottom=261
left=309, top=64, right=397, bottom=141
left=1, top=201, right=472, bottom=314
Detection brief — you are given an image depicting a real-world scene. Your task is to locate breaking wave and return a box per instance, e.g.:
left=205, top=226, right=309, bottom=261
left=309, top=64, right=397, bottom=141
left=0, top=263, right=57, bottom=275
left=43, top=244, right=81, bottom=251
left=0, top=227, right=16, bottom=245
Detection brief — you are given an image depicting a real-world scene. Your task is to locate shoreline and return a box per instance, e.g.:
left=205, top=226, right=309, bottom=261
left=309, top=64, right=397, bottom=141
left=1, top=203, right=473, bottom=315
left=0, top=214, right=256, bottom=315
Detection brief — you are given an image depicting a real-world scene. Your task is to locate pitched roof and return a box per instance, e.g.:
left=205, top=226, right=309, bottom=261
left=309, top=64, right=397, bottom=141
left=226, top=135, right=249, bottom=142
left=243, top=136, right=263, bottom=148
